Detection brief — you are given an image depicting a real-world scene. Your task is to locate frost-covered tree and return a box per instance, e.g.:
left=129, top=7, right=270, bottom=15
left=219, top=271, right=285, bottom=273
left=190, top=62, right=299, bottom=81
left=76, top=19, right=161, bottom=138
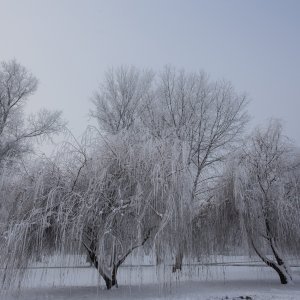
left=1, top=127, right=192, bottom=289
left=0, top=60, right=64, bottom=165
left=0, top=60, right=64, bottom=239
left=1, top=65, right=249, bottom=290
left=91, top=66, right=248, bottom=270
left=146, top=67, right=248, bottom=270
left=91, top=66, right=154, bottom=134
left=217, top=121, right=300, bottom=284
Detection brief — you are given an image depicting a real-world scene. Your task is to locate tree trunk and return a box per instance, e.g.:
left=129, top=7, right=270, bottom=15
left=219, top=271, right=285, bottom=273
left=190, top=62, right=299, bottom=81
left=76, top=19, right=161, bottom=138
left=269, top=238, right=292, bottom=284
left=266, top=259, right=290, bottom=284
left=251, top=238, right=292, bottom=285
left=82, top=228, right=151, bottom=290
left=172, top=249, right=183, bottom=272
left=103, top=265, right=118, bottom=289
left=274, top=267, right=289, bottom=284
left=83, top=242, right=119, bottom=290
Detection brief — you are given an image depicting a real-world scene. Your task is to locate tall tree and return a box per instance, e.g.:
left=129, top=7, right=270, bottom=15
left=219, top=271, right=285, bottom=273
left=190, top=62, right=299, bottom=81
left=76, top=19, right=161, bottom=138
left=91, top=66, right=249, bottom=270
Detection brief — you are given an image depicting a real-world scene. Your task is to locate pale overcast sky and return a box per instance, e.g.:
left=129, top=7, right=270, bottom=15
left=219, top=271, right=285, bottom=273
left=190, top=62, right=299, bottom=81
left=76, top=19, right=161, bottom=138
left=0, top=0, right=299, bottom=144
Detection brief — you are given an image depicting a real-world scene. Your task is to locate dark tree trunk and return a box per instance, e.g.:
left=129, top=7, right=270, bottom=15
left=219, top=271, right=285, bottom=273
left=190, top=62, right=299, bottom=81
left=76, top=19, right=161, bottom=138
left=274, top=267, right=288, bottom=284
left=269, top=238, right=292, bottom=284
left=82, top=228, right=152, bottom=290
left=104, top=265, right=118, bottom=289
left=83, top=242, right=119, bottom=290
left=265, top=258, right=289, bottom=284
left=251, top=237, right=292, bottom=285
left=263, top=219, right=292, bottom=284
left=172, top=249, right=183, bottom=272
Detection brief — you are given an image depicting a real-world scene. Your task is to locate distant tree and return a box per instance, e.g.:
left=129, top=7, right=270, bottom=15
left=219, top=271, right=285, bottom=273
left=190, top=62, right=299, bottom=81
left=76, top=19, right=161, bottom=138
left=91, top=66, right=154, bottom=134
left=0, top=60, right=64, bottom=165
left=0, top=60, right=64, bottom=266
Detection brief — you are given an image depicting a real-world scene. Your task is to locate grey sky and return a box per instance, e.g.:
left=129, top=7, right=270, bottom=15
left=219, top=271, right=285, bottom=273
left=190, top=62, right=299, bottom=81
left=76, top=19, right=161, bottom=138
left=0, top=0, right=299, bottom=144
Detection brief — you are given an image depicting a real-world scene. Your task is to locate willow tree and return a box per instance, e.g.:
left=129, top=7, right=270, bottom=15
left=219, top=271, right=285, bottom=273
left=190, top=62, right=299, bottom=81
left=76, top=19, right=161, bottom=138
left=218, top=121, right=300, bottom=284
left=1, top=125, right=193, bottom=289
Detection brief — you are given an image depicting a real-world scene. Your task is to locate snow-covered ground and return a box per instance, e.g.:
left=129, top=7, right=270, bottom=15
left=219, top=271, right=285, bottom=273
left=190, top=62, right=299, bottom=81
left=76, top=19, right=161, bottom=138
left=2, top=258, right=300, bottom=299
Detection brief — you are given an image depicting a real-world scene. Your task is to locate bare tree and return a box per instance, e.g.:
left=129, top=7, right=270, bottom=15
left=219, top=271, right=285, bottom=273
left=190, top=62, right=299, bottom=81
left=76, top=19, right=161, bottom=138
left=91, top=66, right=154, bottom=134
left=0, top=60, right=64, bottom=165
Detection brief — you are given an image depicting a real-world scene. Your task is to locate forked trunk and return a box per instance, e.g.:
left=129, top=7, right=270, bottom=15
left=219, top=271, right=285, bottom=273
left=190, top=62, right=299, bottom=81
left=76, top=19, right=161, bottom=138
left=83, top=242, right=119, bottom=290
left=82, top=228, right=152, bottom=290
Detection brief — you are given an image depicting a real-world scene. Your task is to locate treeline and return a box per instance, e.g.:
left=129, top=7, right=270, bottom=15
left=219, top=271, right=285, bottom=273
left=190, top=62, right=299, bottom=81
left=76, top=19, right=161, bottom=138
left=0, top=61, right=299, bottom=289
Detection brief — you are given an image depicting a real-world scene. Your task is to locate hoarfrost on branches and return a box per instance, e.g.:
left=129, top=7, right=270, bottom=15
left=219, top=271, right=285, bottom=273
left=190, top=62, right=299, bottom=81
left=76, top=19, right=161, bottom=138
left=1, top=65, right=299, bottom=291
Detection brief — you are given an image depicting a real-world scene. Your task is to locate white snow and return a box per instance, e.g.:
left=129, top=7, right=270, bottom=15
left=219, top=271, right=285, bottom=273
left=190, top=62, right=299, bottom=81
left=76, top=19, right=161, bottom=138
left=2, top=260, right=300, bottom=299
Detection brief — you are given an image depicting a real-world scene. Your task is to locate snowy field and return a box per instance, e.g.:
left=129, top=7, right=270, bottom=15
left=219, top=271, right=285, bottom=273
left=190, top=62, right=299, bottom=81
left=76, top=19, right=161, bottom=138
left=2, top=259, right=300, bottom=300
